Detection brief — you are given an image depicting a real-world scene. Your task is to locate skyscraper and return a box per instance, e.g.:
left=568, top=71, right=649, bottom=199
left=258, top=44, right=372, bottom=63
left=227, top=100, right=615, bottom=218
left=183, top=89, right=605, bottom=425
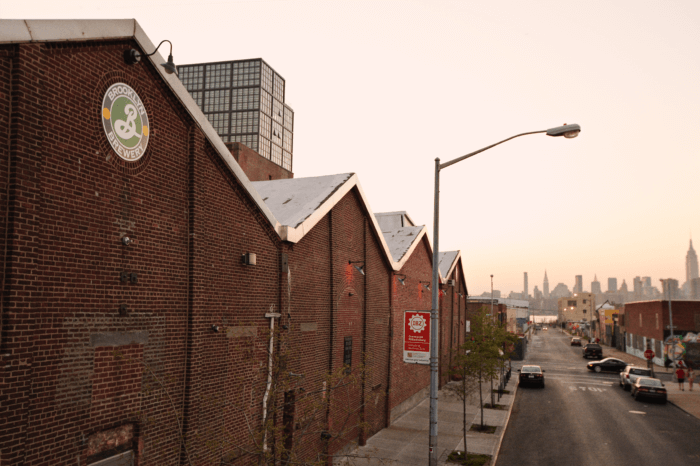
left=543, top=270, right=550, bottom=298
left=591, top=275, right=602, bottom=295
left=574, top=275, right=583, bottom=294
left=687, top=239, right=699, bottom=285
left=607, top=277, right=617, bottom=293
left=178, top=59, right=294, bottom=171
left=524, top=272, right=529, bottom=298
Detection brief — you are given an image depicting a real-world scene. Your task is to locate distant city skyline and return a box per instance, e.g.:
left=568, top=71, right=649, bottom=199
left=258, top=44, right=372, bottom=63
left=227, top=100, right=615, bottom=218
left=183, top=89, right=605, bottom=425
left=481, top=237, right=697, bottom=298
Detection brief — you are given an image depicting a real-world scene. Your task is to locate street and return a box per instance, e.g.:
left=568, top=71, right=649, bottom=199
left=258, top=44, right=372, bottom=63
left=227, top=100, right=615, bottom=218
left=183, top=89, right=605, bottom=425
left=497, top=329, right=700, bottom=466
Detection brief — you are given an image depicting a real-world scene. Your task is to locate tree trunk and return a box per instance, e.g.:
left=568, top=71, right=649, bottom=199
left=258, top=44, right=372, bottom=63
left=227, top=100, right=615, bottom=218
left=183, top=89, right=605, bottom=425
left=479, top=367, right=484, bottom=427
left=462, top=373, right=467, bottom=455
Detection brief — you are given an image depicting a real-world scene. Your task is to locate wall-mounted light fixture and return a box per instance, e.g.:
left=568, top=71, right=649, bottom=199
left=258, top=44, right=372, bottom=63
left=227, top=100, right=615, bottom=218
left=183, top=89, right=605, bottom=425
left=124, top=40, right=178, bottom=75
left=349, top=260, right=365, bottom=276
left=420, top=281, right=431, bottom=291
left=242, top=252, right=257, bottom=266
left=211, top=324, right=221, bottom=333
left=395, top=274, right=407, bottom=286
left=121, top=236, right=133, bottom=246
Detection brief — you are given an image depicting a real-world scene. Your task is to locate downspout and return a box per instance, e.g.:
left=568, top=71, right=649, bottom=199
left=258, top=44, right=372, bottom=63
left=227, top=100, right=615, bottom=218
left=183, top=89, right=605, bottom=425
left=324, top=212, right=334, bottom=464
left=0, top=55, right=12, bottom=349
left=179, top=125, right=195, bottom=465
left=385, top=273, right=394, bottom=428
left=262, top=311, right=281, bottom=452
left=358, top=217, right=368, bottom=446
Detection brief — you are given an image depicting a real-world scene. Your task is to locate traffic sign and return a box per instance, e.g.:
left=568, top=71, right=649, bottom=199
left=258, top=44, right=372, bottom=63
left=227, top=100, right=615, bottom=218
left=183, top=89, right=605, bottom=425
left=644, top=349, right=655, bottom=360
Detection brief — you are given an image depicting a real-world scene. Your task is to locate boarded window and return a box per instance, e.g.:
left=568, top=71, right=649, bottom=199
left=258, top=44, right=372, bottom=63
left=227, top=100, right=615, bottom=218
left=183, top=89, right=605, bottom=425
left=343, top=336, right=352, bottom=368
left=88, top=451, right=134, bottom=466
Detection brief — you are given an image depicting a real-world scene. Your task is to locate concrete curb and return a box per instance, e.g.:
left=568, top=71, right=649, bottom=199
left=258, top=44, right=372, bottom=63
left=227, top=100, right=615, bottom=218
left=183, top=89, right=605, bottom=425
left=490, top=376, right=518, bottom=466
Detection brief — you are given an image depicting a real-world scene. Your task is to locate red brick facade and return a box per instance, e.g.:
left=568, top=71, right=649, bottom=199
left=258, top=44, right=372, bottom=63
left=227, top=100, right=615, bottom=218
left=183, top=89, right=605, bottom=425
left=226, top=142, right=293, bottom=181
left=0, top=26, right=468, bottom=466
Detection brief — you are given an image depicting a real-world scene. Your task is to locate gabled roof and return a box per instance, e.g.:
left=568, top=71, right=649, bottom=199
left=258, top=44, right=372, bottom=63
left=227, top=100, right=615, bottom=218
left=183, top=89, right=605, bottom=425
left=252, top=173, right=401, bottom=269
left=380, top=226, right=427, bottom=264
left=375, top=211, right=416, bottom=230
left=438, top=251, right=461, bottom=282
left=0, top=19, right=281, bottom=233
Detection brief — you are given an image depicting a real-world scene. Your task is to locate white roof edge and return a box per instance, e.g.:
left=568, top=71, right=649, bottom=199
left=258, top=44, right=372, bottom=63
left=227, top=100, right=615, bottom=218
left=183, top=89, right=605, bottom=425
left=283, top=174, right=399, bottom=270
left=440, top=250, right=462, bottom=283
left=0, top=19, right=281, bottom=234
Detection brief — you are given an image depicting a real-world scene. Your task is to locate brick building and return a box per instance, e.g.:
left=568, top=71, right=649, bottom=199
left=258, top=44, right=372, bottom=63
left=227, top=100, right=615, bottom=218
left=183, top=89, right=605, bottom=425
left=0, top=20, right=469, bottom=466
left=623, top=300, right=700, bottom=366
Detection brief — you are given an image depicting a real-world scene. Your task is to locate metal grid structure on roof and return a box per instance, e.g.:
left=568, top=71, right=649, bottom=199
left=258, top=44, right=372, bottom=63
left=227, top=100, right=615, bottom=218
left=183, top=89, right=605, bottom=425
left=178, top=58, right=294, bottom=171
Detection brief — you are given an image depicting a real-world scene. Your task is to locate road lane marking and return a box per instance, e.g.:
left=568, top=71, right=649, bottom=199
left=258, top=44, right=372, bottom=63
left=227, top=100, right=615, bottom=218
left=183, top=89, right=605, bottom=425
left=629, top=411, right=646, bottom=415
left=568, top=386, right=607, bottom=392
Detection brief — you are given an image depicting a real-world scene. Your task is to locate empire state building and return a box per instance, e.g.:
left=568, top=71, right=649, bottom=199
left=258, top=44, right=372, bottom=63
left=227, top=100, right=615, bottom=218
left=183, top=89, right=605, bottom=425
left=687, top=239, right=699, bottom=286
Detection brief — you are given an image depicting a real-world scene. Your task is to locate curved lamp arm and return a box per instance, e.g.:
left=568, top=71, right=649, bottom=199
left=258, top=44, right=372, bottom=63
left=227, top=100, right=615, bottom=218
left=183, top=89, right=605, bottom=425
left=439, top=123, right=581, bottom=171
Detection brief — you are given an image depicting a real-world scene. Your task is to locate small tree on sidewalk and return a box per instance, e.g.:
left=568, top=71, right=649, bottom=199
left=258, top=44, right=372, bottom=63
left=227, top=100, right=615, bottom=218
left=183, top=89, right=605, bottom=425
left=448, top=307, right=517, bottom=452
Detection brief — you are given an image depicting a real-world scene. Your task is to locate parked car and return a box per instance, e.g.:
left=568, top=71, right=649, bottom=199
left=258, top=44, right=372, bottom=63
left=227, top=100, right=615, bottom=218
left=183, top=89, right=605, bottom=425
left=518, top=365, right=545, bottom=388
left=582, top=343, right=603, bottom=359
left=543, top=327, right=548, bottom=330
left=619, top=366, right=652, bottom=391
left=631, top=377, right=667, bottom=403
left=587, top=357, right=628, bottom=373
left=571, top=337, right=582, bottom=346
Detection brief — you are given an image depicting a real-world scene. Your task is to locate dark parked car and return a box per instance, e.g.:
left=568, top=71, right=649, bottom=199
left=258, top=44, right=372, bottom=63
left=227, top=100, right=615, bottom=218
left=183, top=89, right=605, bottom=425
left=631, top=377, right=667, bottom=403
left=518, top=365, right=545, bottom=388
left=587, top=357, right=628, bottom=373
left=582, top=343, right=603, bottom=359
left=571, top=337, right=582, bottom=346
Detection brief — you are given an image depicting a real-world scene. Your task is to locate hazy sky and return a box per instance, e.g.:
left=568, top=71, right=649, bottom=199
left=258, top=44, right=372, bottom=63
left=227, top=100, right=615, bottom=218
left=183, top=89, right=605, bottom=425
left=3, top=0, right=699, bottom=296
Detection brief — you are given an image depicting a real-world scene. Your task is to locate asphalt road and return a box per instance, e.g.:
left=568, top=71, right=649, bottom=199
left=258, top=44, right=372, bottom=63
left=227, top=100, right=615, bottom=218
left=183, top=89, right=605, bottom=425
left=497, top=329, right=700, bottom=466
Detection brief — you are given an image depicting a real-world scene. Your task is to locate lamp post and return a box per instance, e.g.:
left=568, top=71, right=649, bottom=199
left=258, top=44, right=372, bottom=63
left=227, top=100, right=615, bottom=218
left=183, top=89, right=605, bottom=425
left=428, top=123, right=580, bottom=465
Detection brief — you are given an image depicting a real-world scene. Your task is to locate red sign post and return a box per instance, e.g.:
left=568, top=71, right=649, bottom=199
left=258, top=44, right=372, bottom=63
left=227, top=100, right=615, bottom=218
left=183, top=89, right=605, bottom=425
left=644, top=349, right=655, bottom=360
left=404, top=310, right=431, bottom=365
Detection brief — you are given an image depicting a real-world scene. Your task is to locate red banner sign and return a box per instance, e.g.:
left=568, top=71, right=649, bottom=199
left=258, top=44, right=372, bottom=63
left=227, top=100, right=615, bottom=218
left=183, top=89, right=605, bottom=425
left=404, top=311, right=431, bottom=365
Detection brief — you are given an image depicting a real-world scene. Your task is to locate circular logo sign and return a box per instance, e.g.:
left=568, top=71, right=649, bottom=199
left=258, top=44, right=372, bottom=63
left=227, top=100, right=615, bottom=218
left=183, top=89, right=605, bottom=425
left=409, top=314, right=427, bottom=333
left=101, top=83, right=149, bottom=162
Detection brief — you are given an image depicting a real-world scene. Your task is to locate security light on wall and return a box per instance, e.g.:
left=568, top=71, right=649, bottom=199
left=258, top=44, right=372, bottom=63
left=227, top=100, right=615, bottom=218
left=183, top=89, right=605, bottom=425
left=420, top=281, right=431, bottom=291
left=124, top=40, right=179, bottom=75
left=349, top=260, right=365, bottom=276
left=395, top=274, right=407, bottom=286
left=242, top=253, right=257, bottom=266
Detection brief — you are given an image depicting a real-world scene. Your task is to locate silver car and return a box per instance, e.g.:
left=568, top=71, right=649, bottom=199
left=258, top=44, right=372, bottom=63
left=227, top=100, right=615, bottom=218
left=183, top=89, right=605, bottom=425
left=619, top=366, right=652, bottom=391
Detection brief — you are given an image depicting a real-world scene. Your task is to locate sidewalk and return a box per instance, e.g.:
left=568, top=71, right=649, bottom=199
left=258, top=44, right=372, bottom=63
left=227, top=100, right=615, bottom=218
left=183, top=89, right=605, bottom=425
left=337, top=374, right=518, bottom=465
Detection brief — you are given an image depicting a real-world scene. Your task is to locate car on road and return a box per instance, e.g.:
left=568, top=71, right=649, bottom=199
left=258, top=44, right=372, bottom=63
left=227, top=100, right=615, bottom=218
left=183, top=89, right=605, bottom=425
left=571, top=337, right=582, bottom=346
left=631, top=377, right=667, bottom=403
left=543, top=327, right=548, bottom=330
left=619, top=366, right=652, bottom=391
left=582, top=343, right=603, bottom=359
left=518, top=365, right=545, bottom=388
left=587, top=357, right=628, bottom=373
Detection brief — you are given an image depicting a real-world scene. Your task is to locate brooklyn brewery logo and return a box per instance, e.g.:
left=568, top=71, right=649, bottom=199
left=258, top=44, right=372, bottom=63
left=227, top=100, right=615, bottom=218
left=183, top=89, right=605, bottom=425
left=101, top=83, right=149, bottom=162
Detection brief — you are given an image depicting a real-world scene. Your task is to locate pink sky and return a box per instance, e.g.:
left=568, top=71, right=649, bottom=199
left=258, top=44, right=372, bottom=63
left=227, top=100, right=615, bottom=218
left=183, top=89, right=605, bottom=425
left=5, top=0, right=699, bottom=295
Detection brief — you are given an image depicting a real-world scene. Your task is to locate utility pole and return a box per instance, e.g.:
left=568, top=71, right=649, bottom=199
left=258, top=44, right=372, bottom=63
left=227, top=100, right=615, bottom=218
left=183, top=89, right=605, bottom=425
left=661, top=279, right=675, bottom=368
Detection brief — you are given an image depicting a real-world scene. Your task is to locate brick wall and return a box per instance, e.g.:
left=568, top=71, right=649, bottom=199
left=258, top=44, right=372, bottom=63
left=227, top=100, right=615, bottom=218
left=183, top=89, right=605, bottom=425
left=0, top=36, right=461, bottom=466
left=226, top=142, right=293, bottom=181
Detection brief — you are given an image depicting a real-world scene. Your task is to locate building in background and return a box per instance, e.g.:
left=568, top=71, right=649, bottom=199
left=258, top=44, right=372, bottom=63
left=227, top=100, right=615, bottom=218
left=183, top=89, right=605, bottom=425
left=607, top=277, right=618, bottom=293
left=686, top=239, right=699, bottom=295
left=558, top=292, right=595, bottom=325
left=524, top=272, right=529, bottom=299
left=574, top=275, right=583, bottom=293
left=591, top=275, right=602, bottom=295
left=543, top=270, right=550, bottom=298
left=178, top=58, right=294, bottom=172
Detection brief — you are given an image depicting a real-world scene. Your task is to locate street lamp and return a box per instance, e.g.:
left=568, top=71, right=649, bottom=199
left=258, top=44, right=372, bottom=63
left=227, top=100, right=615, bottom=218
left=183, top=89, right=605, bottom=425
left=428, top=123, right=580, bottom=465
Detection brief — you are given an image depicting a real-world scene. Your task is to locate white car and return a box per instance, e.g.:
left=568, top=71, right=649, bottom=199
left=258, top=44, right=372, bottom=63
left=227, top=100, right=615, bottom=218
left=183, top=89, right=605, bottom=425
left=619, top=366, right=652, bottom=391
